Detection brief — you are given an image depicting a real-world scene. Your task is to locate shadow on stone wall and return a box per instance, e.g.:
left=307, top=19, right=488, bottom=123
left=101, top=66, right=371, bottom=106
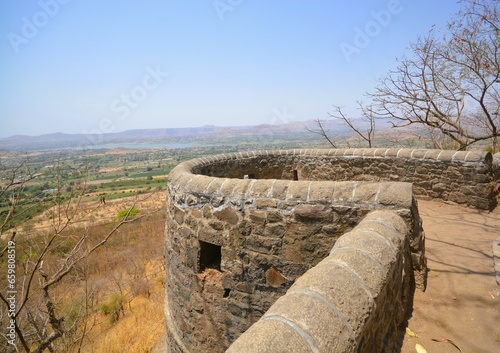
left=164, top=148, right=496, bottom=353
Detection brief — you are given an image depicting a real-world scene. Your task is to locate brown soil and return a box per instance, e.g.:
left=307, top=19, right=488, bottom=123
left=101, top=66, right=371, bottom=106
left=401, top=199, right=500, bottom=353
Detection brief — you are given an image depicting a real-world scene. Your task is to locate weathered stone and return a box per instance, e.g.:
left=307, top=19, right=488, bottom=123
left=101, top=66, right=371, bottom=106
left=255, top=199, right=277, bottom=208
left=266, top=210, right=283, bottom=223
left=353, top=182, right=379, bottom=203
left=173, top=204, right=185, bottom=224
left=265, top=267, right=287, bottom=287
left=249, top=210, right=267, bottom=224
left=285, top=181, right=309, bottom=201
left=199, top=228, right=223, bottom=246
left=378, top=182, right=413, bottom=207
left=208, top=220, right=224, bottom=231
left=264, top=223, right=286, bottom=238
left=202, top=204, right=212, bottom=218
left=191, top=208, right=202, bottom=218
left=226, top=319, right=312, bottom=353
left=164, top=147, right=497, bottom=353
left=185, top=194, right=198, bottom=205
left=294, top=204, right=331, bottom=221
left=235, top=282, right=254, bottom=293
left=270, top=180, right=290, bottom=199
left=245, top=236, right=282, bottom=254
left=308, top=182, right=335, bottom=202
left=214, top=205, right=239, bottom=225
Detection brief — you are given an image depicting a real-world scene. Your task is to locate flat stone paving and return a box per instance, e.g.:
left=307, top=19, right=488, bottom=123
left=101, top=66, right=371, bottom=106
left=401, top=199, right=500, bottom=353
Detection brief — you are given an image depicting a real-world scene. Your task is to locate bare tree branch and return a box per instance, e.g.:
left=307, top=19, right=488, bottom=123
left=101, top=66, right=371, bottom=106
left=367, top=0, right=499, bottom=151
left=327, top=103, right=376, bottom=147
left=305, top=119, right=338, bottom=148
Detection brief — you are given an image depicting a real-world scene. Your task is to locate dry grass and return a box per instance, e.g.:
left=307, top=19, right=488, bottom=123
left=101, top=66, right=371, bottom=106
left=73, top=210, right=166, bottom=353
left=80, top=260, right=165, bottom=353
left=17, top=191, right=165, bottom=234
left=3, top=194, right=167, bottom=353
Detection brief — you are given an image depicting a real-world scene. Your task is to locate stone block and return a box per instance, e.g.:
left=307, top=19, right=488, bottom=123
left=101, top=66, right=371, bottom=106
left=256, top=199, right=278, bottom=208
left=332, top=229, right=397, bottom=269
left=173, top=204, right=185, bottom=224
left=226, top=318, right=312, bottom=353
left=378, top=182, right=413, bottom=207
left=286, top=181, right=310, bottom=202
left=327, top=247, right=385, bottom=296
left=266, top=210, right=283, bottom=223
left=396, top=149, right=413, bottom=158
left=308, top=182, right=335, bottom=202
left=437, top=150, right=456, bottom=161
left=343, top=148, right=358, bottom=156
left=410, top=149, right=428, bottom=159
left=294, top=204, right=332, bottom=221
left=265, top=223, right=286, bottom=238
left=220, top=179, right=240, bottom=196
left=264, top=291, right=357, bottom=352
left=214, top=205, right=239, bottom=225
left=287, top=263, right=374, bottom=336
left=248, top=179, right=274, bottom=197
left=245, top=236, right=282, bottom=255
left=206, top=177, right=227, bottom=194
left=199, top=228, right=223, bottom=246
left=332, top=182, right=355, bottom=203
left=384, top=148, right=401, bottom=157
left=362, top=210, right=408, bottom=236
left=353, top=182, right=379, bottom=203
left=355, top=220, right=404, bottom=248
left=233, top=179, right=253, bottom=196
left=270, top=180, right=291, bottom=199
left=249, top=210, right=267, bottom=224
left=189, top=175, right=213, bottom=194
left=373, top=148, right=388, bottom=157
left=266, top=267, right=287, bottom=287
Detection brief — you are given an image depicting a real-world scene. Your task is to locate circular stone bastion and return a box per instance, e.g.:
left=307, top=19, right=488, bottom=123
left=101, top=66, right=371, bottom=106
left=163, top=148, right=497, bottom=353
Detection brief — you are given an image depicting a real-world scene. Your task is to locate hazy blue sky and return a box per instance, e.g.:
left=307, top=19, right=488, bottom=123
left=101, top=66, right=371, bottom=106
left=0, top=0, right=461, bottom=138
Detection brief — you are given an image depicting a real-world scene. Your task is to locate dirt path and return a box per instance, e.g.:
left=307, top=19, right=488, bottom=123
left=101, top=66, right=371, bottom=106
left=401, top=200, right=500, bottom=353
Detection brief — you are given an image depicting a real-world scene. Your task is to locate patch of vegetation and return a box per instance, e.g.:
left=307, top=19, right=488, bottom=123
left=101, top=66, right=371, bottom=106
left=100, top=292, right=126, bottom=324
left=116, top=207, right=141, bottom=220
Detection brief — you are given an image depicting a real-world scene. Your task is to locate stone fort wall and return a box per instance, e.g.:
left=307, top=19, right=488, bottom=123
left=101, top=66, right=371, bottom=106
left=164, top=148, right=496, bottom=353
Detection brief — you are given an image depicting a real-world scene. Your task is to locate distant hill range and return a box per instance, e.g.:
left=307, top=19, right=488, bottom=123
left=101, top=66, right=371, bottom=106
left=0, top=119, right=366, bottom=151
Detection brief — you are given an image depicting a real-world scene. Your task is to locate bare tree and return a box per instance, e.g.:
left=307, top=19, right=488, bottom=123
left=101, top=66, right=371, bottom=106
left=305, top=118, right=338, bottom=148
left=306, top=102, right=376, bottom=149
left=0, top=157, right=150, bottom=353
left=367, top=0, right=500, bottom=151
left=328, top=103, right=376, bottom=148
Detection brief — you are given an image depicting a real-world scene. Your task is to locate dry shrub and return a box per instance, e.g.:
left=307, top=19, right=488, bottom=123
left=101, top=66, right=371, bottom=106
left=100, top=292, right=126, bottom=324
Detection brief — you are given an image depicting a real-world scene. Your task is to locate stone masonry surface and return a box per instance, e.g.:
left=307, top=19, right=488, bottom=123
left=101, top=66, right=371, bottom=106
left=226, top=211, right=413, bottom=353
left=163, top=148, right=496, bottom=353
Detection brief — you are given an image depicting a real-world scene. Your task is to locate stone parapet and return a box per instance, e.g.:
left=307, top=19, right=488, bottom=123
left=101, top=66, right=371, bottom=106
left=185, top=148, right=496, bottom=210
left=226, top=211, right=412, bottom=353
left=164, top=149, right=436, bottom=352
